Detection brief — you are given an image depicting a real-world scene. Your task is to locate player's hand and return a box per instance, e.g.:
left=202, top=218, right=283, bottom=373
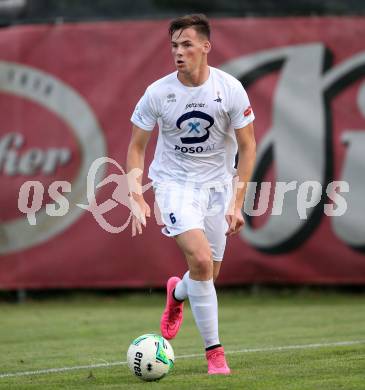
left=130, top=195, right=151, bottom=237
left=225, top=208, right=245, bottom=236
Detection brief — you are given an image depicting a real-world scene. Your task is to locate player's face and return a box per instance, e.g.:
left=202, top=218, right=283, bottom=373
left=171, top=28, right=210, bottom=74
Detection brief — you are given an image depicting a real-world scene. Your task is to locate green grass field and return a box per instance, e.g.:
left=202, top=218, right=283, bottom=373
left=0, top=289, right=364, bottom=389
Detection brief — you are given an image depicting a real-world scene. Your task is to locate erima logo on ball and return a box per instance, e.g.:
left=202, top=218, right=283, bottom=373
left=133, top=351, right=143, bottom=376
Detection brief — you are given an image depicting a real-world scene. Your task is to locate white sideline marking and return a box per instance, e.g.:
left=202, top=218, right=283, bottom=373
left=0, top=339, right=364, bottom=379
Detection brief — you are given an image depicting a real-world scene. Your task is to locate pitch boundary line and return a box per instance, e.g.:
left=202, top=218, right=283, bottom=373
left=1, top=339, right=364, bottom=379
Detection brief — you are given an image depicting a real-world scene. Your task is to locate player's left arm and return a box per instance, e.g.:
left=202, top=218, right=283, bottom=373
left=226, top=121, right=256, bottom=236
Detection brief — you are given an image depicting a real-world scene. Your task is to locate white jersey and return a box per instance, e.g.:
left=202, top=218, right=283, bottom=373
left=131, top=66, right=255, bottom=186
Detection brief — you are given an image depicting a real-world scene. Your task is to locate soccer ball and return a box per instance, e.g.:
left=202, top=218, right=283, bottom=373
left=127, top=334, right=174, bottom=381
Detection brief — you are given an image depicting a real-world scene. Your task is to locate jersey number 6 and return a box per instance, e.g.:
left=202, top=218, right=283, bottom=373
left=169, top=213, right=176, bottom=224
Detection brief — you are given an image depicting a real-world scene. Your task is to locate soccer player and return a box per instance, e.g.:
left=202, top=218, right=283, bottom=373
left=127, top=14, right=256, bottom=375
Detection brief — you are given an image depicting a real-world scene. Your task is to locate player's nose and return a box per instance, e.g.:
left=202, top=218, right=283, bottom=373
left=175, top=47, right=183, bottom=56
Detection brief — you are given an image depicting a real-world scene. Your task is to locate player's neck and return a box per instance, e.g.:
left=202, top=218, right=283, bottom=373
left=177, top=65, right=210, bottom=87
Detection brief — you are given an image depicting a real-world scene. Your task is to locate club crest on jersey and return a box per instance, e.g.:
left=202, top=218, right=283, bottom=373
left=214, top=91, right=222, bottom=103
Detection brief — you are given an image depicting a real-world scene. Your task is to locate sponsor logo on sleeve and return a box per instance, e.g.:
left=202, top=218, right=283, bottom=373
left=244, top=106, right=252, bottom=117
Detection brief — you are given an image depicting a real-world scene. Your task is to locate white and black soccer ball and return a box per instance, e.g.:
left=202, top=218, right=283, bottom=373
left=127, top=334, right=174, bottom=381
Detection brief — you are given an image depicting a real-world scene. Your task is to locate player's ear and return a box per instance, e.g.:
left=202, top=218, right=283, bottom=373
left=203, top=40, right=211, bottom=54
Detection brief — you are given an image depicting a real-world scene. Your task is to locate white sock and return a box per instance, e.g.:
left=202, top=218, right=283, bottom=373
left=174, top=271, right=189, bottom=301
left=187, top=277, right=220, bottom=349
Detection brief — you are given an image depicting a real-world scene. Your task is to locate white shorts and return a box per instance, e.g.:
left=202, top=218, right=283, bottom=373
left=154, top=181, right=233, bottom=261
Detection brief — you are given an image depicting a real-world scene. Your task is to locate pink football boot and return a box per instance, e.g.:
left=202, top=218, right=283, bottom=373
left=160, top=276, right=184, bottom=339
left=206, top=346, right=231, bottom=375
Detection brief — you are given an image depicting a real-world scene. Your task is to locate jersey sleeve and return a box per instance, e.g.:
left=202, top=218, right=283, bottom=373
left=229, top=82, right=255, bottom=130
left=130, top=88, right=159, bottom=131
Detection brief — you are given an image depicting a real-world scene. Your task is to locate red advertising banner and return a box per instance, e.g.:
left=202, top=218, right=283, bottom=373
left=0, top=18, right=365, bottom=288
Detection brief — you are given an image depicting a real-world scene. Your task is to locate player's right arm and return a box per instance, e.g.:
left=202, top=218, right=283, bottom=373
left=126, top=125, right=152, bottom=236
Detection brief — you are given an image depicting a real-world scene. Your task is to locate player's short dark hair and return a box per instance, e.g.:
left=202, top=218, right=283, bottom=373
left=169, top=14, right=210, bottom=40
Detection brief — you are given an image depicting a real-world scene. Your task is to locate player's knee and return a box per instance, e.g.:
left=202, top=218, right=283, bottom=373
left=189, top=250, right=212, bottom=279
